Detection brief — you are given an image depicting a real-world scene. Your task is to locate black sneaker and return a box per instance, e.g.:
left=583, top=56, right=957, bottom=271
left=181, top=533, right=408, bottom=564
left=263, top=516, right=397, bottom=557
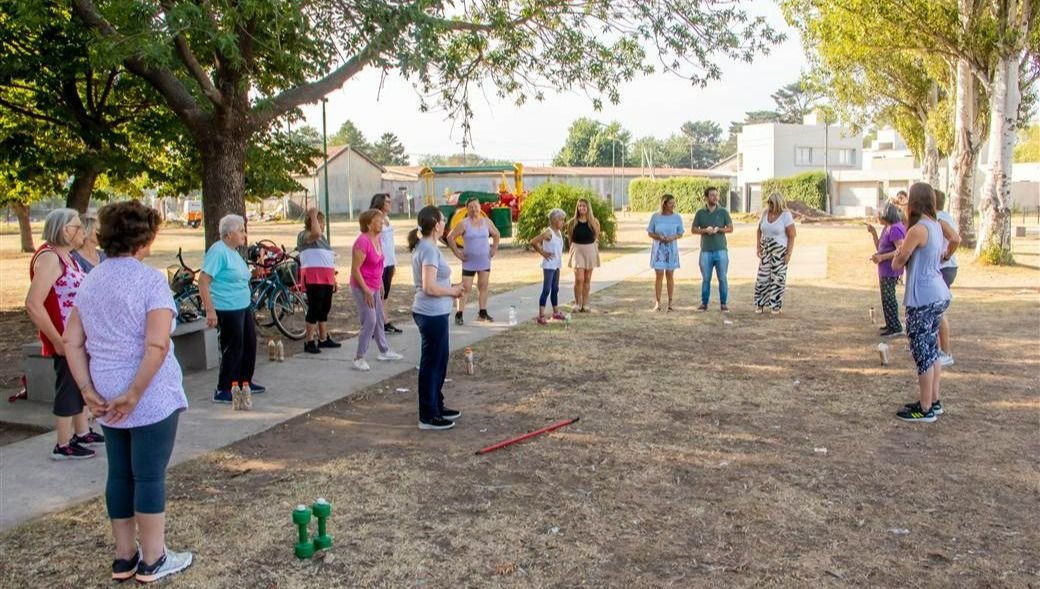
left=304, top=340, right=321, bottom=354
left=384, top=322, right=403, bottom=334
left=112, top=550, right=140, bottom=582
left=318, top=337, right=341, bottom=349
left=51, top=442, right=96, bottom=461
left=904, top=399, right=943, bottom=415
left=897, top=402, right=938, bottom=423
left=477, top=312, right=494, bottom=322
left=72, top=428, right=105, bottom=446
left=441, top=408, right=462, bottom=421
left=455, top=312, right=464, bottom=326
left=881, top=327, right=904, bottom=338
left=418, top=417, right=456, bottom=431
left=135, top=548, right=193, bottom=584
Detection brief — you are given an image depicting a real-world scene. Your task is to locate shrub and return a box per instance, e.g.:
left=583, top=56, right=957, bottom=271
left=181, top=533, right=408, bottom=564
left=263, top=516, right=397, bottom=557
left=761, top=171, right=827, bottom=211
left=516, top=183, right=616, bottom=247
left=628, top=177, right=722, bottom=213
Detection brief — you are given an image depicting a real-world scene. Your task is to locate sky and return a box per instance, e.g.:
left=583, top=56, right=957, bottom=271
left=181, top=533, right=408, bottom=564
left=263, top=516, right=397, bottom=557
left=298, top=3, right=808, bottom=165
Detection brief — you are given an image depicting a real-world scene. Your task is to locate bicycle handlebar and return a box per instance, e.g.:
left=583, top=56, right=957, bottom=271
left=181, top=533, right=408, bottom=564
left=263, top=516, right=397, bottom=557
left=176, top=248, right=199, bottom=275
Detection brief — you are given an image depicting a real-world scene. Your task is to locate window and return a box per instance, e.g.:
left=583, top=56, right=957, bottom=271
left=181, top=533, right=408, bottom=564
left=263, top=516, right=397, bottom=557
left=837, top=148, right=856, bottom=165
left=795, top=146, right=813, bottom=165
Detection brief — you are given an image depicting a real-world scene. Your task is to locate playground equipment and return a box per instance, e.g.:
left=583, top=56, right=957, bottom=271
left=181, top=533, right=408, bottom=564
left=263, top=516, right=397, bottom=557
left=292, top=498, right=334, bottom=559
left=420, top=163, right=527, bottom=223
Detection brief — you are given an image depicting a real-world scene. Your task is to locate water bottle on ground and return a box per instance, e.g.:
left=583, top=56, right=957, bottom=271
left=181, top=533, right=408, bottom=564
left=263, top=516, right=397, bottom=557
left=508, top=305, right=517, bottom=326
left=230, top=381, right=242, bottom=410
left=241, top=381, right=253, bottom=410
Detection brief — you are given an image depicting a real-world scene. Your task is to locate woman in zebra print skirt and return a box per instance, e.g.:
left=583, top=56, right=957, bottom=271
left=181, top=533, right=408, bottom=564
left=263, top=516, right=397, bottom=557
left=754, top=193, right=796, bottom=314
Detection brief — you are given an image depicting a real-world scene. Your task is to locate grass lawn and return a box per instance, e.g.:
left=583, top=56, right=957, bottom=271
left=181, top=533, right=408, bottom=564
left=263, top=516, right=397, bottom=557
left=0, top=213, right=1038, bottom=587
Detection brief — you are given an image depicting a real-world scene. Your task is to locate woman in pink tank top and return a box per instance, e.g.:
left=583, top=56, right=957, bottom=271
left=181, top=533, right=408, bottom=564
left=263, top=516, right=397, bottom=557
left=349, top=209, right=403, bottom=370
left=26, top=208, right=103, bottom=461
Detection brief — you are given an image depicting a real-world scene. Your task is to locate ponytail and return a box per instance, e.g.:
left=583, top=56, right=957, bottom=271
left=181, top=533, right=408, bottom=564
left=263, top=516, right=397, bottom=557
left=408, top=205, right=443, bottom=252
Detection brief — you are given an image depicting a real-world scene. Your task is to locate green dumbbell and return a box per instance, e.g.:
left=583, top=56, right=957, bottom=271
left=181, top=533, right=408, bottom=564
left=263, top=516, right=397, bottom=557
left=312, top=497, right=333, bottom=550
left=293, top=504, right=315, bottom=559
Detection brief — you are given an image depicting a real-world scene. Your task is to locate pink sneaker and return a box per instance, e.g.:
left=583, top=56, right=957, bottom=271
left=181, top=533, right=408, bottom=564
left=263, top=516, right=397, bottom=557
left=537, top=316, right=549, bottom=325
left=551, top=312, right=565, bottom=321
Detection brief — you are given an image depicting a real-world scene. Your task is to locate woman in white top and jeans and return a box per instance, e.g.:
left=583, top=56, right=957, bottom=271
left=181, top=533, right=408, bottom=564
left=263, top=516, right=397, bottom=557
left=530, top=208, right=567, bottom=324
left=754, top=192, right=797, bottom=314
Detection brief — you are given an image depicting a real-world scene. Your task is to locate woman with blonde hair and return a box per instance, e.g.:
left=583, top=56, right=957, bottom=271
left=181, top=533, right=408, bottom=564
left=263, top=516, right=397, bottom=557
left=647, top=194, right=683, bottom=311
left=71, top=214, right=105, bottom=273
left=753, top=192, right=796, bottom=314
left=447, top=197, right=500, bottom=324
left=566, top=197, right=601, bottom=312
left=349, top=208, right=403, bottom=371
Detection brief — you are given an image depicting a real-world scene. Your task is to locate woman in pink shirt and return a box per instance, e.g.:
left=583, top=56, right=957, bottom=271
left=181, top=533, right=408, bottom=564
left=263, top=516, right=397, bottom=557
left=350, top=209, right=403, bottom=370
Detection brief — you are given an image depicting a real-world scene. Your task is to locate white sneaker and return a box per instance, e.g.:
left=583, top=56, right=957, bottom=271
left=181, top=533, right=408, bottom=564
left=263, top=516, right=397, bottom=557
left=135, top=548, right=193, bottom=584
left=352, top=358, right=371, bottom=371
left=939, top=352, right=955, bottom=367
left=377, top=350, right=404, bottom=361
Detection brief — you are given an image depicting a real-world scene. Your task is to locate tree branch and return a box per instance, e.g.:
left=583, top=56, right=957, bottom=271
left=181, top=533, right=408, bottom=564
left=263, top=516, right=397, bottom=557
left=71, top=0, right=207, bottom=133
left=159, top=0, right=224, bottom=107
left=97, top=69, right=118, bottom=110
left=0, top=97, right=72, bottom=128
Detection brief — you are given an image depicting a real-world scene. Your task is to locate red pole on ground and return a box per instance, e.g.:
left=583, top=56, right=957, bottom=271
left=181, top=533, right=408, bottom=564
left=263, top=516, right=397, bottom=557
left=475, top=417, right=580, bottom=455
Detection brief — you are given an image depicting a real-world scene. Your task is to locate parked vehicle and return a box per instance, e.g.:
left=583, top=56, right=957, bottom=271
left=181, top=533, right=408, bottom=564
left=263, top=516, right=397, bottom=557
left=183, top=201, right=203, bottom=228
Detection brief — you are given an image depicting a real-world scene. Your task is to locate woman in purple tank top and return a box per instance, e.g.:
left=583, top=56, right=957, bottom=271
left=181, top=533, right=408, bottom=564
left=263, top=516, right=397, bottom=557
left=891, top=183, right=959, bottom=424
left=446, top=198, right=500, bottom=324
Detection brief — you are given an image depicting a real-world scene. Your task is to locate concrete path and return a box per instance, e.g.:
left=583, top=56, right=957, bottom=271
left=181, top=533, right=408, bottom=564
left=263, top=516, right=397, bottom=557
left=0, top=240, right=826, bottom=531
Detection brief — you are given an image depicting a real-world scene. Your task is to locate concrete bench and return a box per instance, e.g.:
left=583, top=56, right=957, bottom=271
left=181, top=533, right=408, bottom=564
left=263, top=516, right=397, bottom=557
left=22, top=342, right=55, bottom=404
left=172, top=319, right=219, bottom=371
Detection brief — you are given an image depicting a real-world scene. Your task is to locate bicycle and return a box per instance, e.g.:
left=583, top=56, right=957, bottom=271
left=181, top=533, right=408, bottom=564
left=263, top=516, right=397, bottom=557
left=248, top=240, right=308, bottom=340
left=168, top=248, right=206, bottom=324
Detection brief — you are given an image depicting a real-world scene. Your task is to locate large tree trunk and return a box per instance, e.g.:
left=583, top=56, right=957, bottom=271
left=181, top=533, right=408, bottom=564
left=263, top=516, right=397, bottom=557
left=66, top=163, right=101, bottom=213
left=199, top=131, right=248, bottom=249
left=975, top=55, right=1019, bottom=264
left=951, top=56, right=979, bottom=247
left=11, top=201, right=34, bottom=253
left=920, top=85, right=941, bottom=187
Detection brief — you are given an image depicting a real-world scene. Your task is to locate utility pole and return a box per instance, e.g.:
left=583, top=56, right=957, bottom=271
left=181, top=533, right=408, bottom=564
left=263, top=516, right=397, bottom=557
left=321, top=98, right=331, bottom=238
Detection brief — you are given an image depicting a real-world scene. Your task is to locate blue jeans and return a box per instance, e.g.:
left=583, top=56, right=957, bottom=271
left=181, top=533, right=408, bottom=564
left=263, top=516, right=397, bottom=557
left=539, top=268, right=560, bottom=308
left=699, top=250, right=729, bottom=306
left=413, top=313, right=449, bottom=422
left=101, top=410, right=180, bottom=518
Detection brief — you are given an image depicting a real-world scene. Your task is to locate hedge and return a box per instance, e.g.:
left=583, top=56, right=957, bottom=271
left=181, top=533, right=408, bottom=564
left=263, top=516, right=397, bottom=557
left=761, top=171, right=827, bottom=211
left=515, top=183, right=616, bottom=247
left=628, top=177, right=723, bottom=213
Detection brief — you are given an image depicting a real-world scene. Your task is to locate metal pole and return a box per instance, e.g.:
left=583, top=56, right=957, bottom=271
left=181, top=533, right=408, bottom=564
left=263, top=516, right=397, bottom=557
left=611, top=140, right=616, bottom=209
left=321, top=98, right=331, bottom=238
left=824, top=121, right=830, bottom=213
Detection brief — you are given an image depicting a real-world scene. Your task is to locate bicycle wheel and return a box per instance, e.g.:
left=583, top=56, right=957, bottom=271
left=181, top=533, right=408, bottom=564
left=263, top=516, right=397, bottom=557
left=271, top=288, right=308, bottom=340
left=252, top=283, right=277, bottom=327
left=176, top=288, right=205, bottom=323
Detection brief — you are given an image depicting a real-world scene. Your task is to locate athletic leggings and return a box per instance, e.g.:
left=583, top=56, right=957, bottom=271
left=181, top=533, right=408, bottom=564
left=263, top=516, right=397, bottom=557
left=539, top=268, right=560, bottom=307
left=101, top=410, right=180, bottom=518
left=351, top=286, right=388, bottom=358
left=753, top=239, right=788, bottom=310
left=305, top=283, right=334, bottom=324
left=879, top=277, right=901, bottom=331
left=216, top=307, right=256, bottom=392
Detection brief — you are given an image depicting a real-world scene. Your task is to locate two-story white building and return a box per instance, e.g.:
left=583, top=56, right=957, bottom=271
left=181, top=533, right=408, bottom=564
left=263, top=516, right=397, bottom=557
left=732, top=111, right=863, bottom=213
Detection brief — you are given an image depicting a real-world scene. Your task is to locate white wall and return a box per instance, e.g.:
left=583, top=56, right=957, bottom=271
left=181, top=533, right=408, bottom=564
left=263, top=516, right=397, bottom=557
left=315, top=149, right=384, bottom=215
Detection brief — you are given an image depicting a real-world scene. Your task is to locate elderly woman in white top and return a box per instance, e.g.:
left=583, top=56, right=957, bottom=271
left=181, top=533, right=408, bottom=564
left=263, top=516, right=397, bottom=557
left=753, top=192, right=796, bottom=314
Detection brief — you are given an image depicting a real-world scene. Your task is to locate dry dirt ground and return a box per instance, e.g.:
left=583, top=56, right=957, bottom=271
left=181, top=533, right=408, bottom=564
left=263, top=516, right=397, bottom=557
left=1, top=223, right=1038, bottom=587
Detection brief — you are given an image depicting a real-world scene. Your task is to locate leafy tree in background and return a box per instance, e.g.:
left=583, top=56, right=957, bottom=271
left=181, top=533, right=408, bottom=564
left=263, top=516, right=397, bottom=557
left=771, top=81, right=821, bottom=124
left=418, top=153, right=514, bottom=167
left=288, top=125, right=323, bottom=149
left=330, top=120, right=371, bottom=152
left=70, top=0, right=782, bottom=246
left=680, top=120, right=724, bottom=168
left=0, top=0, right=181, bottom=213
left=554, top=118, right=632, bottom=167
left=1014, top=124, right=1039, bottom=162
left=371, top=132, right=409, bottom=166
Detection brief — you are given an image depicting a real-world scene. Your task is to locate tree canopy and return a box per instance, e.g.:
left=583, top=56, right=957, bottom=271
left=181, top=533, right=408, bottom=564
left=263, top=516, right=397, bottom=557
left=69, top=0, right=783, bottom=246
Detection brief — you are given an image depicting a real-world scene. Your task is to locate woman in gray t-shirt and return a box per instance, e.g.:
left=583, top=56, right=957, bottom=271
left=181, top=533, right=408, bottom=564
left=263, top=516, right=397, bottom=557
left=409, top=206, right=464, bottom=431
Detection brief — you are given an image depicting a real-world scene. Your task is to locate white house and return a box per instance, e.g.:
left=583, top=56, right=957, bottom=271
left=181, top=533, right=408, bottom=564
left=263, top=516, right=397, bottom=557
left=290, top=145, right=386, bottom=216
left=732, top=111, right=863, bottom=213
